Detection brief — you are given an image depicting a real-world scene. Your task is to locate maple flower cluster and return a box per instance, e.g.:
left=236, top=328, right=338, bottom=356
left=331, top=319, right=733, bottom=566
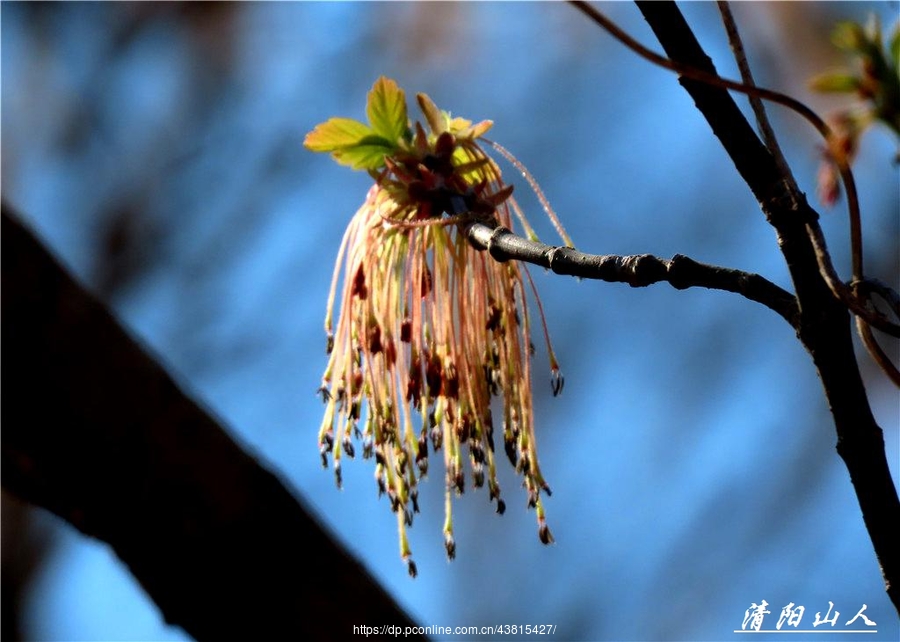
left=305, top=77, right=569, bottom=576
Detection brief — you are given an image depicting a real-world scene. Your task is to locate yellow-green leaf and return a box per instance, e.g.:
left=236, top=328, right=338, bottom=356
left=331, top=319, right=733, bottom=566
left=366, top=76, right=409, bottom=145
left=332, top=135, right=397, bottom=170
left=304, top=117, right=375, bottom=153
left=454, top=118, right=493, bottom=140
left=890, top=24, right=899, bottom=67
left=809, top=71, right=861, bottom=94
left=832, top=22, right=866, bottom=52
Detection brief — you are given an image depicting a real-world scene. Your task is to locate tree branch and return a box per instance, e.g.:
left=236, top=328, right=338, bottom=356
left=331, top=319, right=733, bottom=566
left=715, top=0, right=799, bottom=193
left=464, top=221, right=800, bottom=327
left=571, top=0, right=900, bottom=343
left=633, top=0, right=900, bottom=613
left=1, top=205, right=424, bottom=640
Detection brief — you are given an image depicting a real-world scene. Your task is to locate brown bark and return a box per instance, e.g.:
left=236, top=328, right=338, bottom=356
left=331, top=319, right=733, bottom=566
left=635, top=0, right=900, bottom=613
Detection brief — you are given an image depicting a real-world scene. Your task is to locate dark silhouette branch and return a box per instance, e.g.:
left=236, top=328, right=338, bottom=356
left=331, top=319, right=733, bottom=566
left=463, top=221, right=800, bottom=327
left=630, top=0, right=899, bottom=613
left=1, top=205, right=424, bottom=641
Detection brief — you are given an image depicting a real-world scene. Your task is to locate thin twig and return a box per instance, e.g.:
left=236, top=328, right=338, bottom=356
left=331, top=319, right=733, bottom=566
left=462, top=220, right=800, bottom=327
left=568, top=0, right=900, bottom=358
left=857, top=316, right=900, bottom=386
left=716, top=1, right=799, bottom=194
left=853, top=278, right=900, bottom=385
left=806, top=222, right=900, bottom=337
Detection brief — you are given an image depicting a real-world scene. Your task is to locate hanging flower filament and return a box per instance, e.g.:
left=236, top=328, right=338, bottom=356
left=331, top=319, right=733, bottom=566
left=305, top=77, right=570, bottom=577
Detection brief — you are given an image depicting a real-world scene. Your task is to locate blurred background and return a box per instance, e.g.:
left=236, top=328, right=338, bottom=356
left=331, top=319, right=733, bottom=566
left=2, top=2, right=898, bottom=640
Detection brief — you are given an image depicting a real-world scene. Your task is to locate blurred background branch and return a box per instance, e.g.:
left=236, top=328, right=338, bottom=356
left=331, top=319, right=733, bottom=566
left=1, top=205, right=423, bottom=640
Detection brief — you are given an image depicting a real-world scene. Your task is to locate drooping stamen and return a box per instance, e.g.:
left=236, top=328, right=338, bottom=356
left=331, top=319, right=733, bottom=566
left=484, top=138, right=574, bottom=247
left=521, top=263, right=564, bottom=398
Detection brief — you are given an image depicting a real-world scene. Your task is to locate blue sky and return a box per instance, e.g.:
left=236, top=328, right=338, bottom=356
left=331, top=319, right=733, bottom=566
left=3, top=2, right=898, bottom=640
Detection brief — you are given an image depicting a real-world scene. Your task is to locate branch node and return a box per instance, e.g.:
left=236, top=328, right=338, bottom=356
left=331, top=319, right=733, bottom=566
left=628, top=254, right=667, bottom=287
left=667, top=254, right=696, bottom=290
left=487, top=225, right=512, bottom=263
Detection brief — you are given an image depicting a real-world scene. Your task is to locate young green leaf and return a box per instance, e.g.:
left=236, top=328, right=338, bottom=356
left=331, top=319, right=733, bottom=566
left=305, top=117, right=396, bottom=170
left=366, top=76, right=409, bottom=145
left=832, top=21, right=866, bottom=53
left=809, top=72, right=861, bottom=94
left=332, top=136, right=398, bottom=171
left=304, top=117, right=376, bottom=153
